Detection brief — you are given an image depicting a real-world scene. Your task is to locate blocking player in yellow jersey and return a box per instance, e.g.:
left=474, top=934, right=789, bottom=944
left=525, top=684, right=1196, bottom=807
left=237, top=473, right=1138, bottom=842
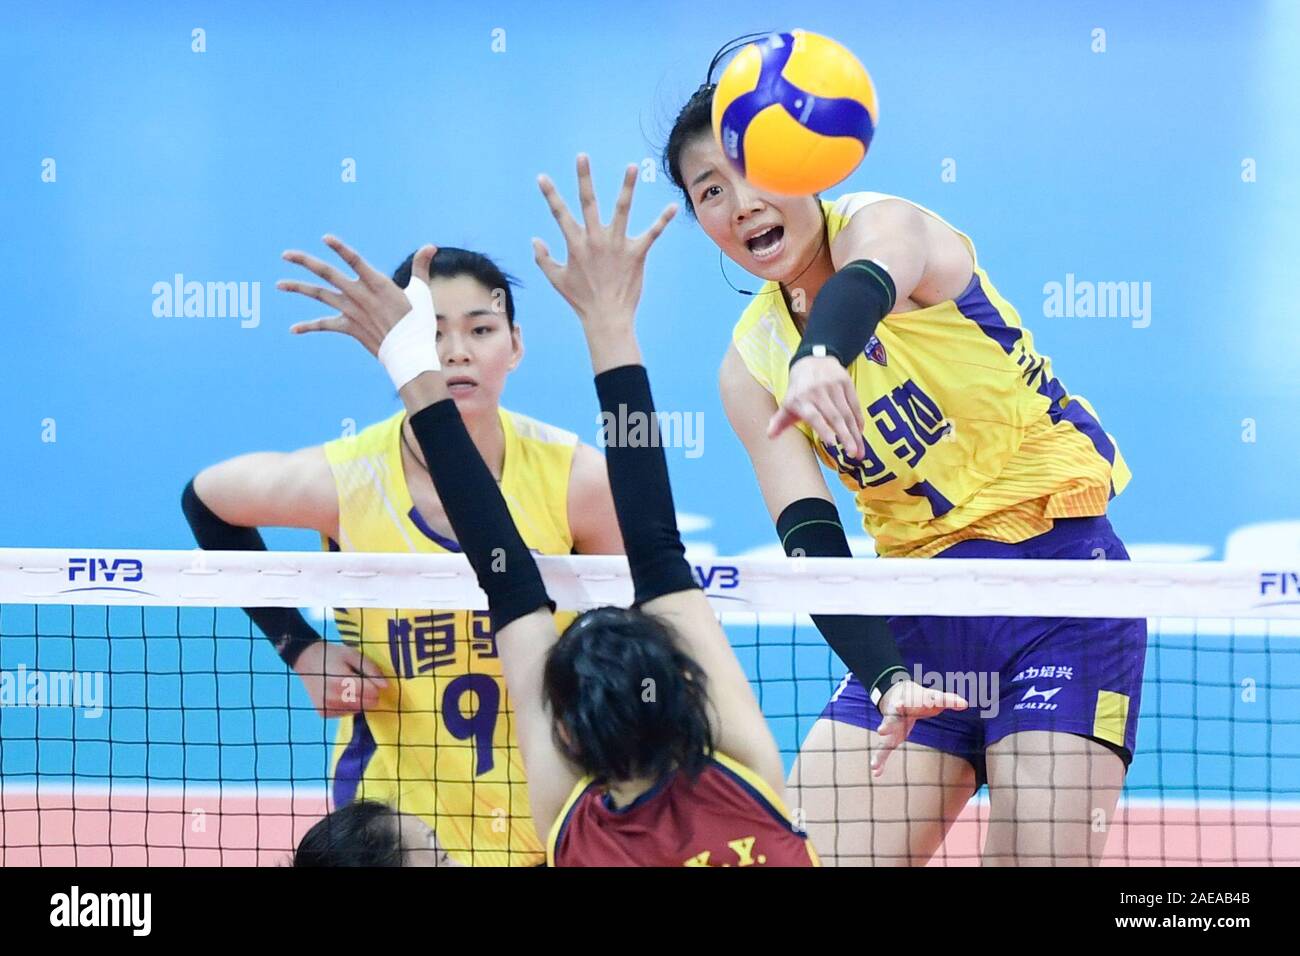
left=182, top=246, right=623, bottom=866
left=655, top=47, right=1144, bottom=866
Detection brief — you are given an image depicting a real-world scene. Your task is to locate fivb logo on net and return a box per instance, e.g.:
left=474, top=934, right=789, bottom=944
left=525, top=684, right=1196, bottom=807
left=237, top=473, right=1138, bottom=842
left=1257, top=571, right=1300, bottom=608
left=692, top=563, right=740, bottom=593
left=61, top=556, right=151, bottom=596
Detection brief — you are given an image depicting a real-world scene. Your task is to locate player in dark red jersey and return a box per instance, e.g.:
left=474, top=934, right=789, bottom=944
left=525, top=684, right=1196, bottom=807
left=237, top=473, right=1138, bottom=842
left=527, top=158, right=817, bottom=866
left=277, top=157, right=816, bottom=866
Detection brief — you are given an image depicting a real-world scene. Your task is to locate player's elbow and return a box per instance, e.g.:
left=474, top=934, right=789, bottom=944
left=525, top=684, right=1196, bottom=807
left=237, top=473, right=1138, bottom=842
left=183, top=461, right=259, bottom=533
left=184, top=465, right=237, bottom=526
left=187, top=463, right=228, bottom=508
left=181, top=474, right=228, bottom=545
left=181, top=474, right=207, bottom=522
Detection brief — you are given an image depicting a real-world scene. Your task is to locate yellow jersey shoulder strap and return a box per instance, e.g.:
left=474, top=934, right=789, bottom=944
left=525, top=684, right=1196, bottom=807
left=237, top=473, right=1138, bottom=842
left=321, top=410, right=416, bottom=552
left=501, top=406, right=579, bottom=449
left=545, top=772, right=595, bottom=866
left=823, top=191, right=979, bottom=265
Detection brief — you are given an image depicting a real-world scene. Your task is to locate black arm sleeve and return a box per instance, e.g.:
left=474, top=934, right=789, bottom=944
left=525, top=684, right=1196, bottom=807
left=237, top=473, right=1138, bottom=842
left=180, top=479, right=322, bottom=668
left=790, top=259, right=896, bottom=368
left=407, top=400, right=553, bottom=633
left=593, top=364, right=698, bottom=606
left=776, top=497, right=907, bottom=701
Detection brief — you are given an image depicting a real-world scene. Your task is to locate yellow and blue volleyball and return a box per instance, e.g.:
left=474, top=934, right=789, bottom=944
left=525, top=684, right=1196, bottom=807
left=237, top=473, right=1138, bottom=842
left=712, top=30, right=878, bottom=196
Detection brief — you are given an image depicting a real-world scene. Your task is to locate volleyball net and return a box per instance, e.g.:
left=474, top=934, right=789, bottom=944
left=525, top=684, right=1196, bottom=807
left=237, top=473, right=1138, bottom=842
left=1, top=547, right=1297, bottom=866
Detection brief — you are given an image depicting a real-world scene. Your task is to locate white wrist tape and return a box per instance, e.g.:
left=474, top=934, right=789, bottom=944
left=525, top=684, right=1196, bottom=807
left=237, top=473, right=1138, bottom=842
left=377, top=281, right=440, bottom=390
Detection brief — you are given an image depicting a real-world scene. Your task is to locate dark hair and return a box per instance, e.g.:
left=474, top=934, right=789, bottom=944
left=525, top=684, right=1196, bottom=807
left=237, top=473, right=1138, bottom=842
left=663, top=33, right=773, bottom=216
left=293, top=800, right=403, bottom=867
left=391, top=246, right=520, bottom=326
left=543, top=606, right=714, bottom=785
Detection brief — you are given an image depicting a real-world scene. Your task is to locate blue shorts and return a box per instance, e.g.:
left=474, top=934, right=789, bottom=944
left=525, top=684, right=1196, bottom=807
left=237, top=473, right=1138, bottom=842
left=821, top=516, right=1147, bottom=786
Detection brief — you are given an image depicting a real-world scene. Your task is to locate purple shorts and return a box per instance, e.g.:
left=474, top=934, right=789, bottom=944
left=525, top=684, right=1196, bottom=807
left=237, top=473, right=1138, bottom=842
left=821, top=516, right=1147, bottom=785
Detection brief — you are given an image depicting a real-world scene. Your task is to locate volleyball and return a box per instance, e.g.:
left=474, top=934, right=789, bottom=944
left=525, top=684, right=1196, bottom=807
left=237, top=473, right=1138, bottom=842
left=712, top=30, right=878, bottom=196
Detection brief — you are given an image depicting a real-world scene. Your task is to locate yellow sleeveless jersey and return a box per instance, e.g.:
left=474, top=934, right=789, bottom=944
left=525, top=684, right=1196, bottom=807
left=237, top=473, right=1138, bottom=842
left=321, top=406, right=579, bottom=866
left=732, top=192, right=1131, bottom=558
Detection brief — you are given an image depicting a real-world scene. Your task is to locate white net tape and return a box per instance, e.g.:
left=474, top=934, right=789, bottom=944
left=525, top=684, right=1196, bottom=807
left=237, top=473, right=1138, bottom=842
left=2, top=547, right=1297, bottom=622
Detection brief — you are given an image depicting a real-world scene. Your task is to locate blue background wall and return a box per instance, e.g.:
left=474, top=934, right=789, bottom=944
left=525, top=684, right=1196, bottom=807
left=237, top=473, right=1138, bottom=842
left=2, top=1, right=1297, bottom=803
left=3, top=0, right=1297, bottom=558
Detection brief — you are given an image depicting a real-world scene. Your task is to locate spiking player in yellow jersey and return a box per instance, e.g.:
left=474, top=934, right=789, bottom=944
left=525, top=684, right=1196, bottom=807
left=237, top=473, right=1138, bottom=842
left=182, top=246, right=623, bottom=866
left=655, top=40, right=1146, bottom=866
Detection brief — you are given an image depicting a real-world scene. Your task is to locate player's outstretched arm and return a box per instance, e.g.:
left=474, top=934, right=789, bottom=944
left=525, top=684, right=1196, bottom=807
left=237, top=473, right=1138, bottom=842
left=279, top=237, right=581, bottom=834
left=190, top=447, right=336, bottom=538
left=183, top=448, right=336, bottom=645
left=534, top=156, right=786, bottom=794
left=182, top=449, right=390, bottom=716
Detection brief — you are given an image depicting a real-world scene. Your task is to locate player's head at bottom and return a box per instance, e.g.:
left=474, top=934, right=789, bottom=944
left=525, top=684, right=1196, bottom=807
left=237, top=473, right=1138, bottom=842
left=545, top=605, right=715, bottom=788
left=292, top=800, right=462, bottom=868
